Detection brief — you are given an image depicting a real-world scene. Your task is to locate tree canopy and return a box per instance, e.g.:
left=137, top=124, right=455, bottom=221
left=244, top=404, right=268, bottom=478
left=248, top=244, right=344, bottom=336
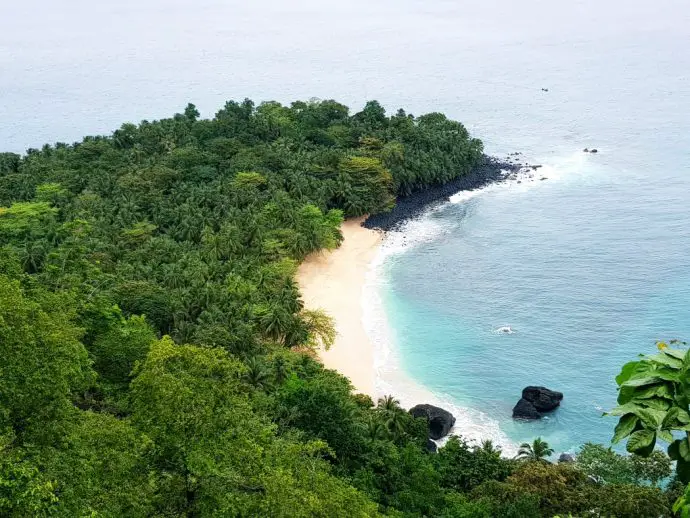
left=0, top=99, right=681, bottom=516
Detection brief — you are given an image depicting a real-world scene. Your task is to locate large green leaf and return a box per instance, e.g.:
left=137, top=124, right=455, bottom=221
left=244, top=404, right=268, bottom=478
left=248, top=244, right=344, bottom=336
left=648, top=352, right=683, bottom=368
left=617, top=386, right=636, bottom=405
left=612, top=414, right=638, bottom=444
left=622, top=376, right=663, bottom=388
left=636, top=382, right=673, bottom=400
left=615, top=361, right=642, bottom=386
left=654, top=368, right=681, bottom=382
left=663, top=407, right=680, bottom=428
left=663, top=348, right=686, bottom=360
left=639, top=397, right=672, bottom=411
left=626, top=429, right=656, bottom=454
left=606, top=402, right=643, bottom=416
left=658, top=429, right=674, bottom=443
left=636, top=407, right=667, bottom=428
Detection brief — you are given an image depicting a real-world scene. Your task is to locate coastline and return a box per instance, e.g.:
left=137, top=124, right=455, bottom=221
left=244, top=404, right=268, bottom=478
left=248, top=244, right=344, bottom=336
left=298, top=156, right=530, bottom=451
left=364, top=154, right=524, bottom=231
left=296, top=156, right=525, bottom=400
left=297, top=216, right=382, bottom=399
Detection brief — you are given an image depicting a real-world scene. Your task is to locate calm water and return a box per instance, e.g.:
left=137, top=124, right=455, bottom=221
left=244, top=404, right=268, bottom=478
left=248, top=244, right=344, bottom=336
left=3, top=0, right=690, bottom=453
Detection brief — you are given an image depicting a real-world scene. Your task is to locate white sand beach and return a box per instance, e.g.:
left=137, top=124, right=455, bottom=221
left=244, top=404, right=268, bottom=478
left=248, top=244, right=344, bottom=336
left=296, top=217, right=382, bottom=398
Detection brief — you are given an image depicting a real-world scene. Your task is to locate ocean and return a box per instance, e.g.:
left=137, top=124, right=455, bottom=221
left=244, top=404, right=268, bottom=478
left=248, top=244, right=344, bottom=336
left=3, top=0, right=689, bottom=455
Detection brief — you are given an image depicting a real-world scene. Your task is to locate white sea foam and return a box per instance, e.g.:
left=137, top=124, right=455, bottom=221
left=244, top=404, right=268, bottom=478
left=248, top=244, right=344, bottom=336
left=362, top=211, right=518, bottom=456
left=361, top=154, right=589, bottom=457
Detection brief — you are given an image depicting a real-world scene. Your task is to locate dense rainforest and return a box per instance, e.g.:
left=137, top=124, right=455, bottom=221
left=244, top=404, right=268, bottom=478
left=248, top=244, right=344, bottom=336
left=0, top=99, right=686, bottom=516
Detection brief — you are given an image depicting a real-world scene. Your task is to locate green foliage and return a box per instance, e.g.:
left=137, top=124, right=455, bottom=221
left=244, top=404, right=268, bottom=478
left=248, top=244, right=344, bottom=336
left=0, top=438, right=58, bottom=516
left=275, top=369, right=366, bottom=464
left=89, top=312, right=156, bottom=388
left=0, top=201, right=57, bottom=239
left=34, top=411, right=156, bottom=517
left=0, top=275, right=92, bottom=436
left=5, top=99, right=674, bottom=516
left=506, top=461, right=591, bottom=517
left=609, top=340, right=690, bottom=482
left=436, top=436, right=513, bottom=492
left=515, top=437, right=554, bottom=462
left=469, top=480, right=541, bottom=518
left=576, top=443, right=671, bottom=486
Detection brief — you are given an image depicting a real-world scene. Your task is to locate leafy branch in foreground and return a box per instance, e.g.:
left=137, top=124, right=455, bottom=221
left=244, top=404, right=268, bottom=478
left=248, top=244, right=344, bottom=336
left=608, top=340, right=690, bottom=479
left=609, top=339, right=690, bottom=515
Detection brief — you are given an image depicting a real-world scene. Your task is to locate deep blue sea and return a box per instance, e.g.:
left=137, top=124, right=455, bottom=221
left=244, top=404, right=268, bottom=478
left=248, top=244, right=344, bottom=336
left=3, top=0, right=689, bottom=455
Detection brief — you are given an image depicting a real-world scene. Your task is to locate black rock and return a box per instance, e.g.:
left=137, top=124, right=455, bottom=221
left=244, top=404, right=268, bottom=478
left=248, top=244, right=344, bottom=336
left=426, top=438, right=438, bottom=453
left=522, top=386, right=563, bottom=412
left=409, top=404, right=456, bottom=440
left=590, top=148, right=598, bottom=153
left=512, top=398, right=540, bottom=419
left=583, top=148, right=589, bottom=152
left=559, top=453, right=575, bottom=463
left=363, top=155, right=521, bottom=231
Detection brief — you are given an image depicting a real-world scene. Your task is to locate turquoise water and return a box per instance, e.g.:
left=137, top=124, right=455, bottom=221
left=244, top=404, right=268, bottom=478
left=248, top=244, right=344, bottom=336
left=3, top=0, right=690, bottom=453
left=372, top=4, right=690, bottom=453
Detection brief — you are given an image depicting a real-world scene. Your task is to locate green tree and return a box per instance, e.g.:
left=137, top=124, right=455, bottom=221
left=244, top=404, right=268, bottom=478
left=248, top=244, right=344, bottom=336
left=515, top=438, right=554, bottom=462
left=576, top=443, right=671, bottom=486
left=0, top=275, right=92, bottom=437
left=34, top=411, right=156, bottom=517
left=89, top=312, right=156, bottom=388
left=436, top=436, right=513, bottom=492
left=608, top=340, right=690, bottom=481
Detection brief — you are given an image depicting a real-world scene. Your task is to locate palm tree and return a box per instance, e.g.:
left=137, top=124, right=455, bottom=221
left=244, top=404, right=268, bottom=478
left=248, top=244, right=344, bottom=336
left=365, top=417, right=389, bottom=441
left=377, top=395, right=401, bottom=413
left=243, top=357, right=271, bottom=391
left=386, top=410, right=407, bottom=440
left=478, top=439, right=501, bottom=456
left=272, top=356, right=289, bottom=385
left=515, top=437, right=554, bottom=462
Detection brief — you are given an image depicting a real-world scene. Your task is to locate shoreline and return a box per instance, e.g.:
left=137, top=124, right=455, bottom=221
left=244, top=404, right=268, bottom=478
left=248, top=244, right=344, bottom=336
left=296, top=216, right=382, bottom=398
left=297, top=157, right=525, bottom=398
left=297, top=157, right=527, bottom=450
left=363, top=154, right=525, bottom=231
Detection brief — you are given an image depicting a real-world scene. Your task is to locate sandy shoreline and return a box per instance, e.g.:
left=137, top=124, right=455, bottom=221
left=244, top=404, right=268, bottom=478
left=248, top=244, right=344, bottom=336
left=297, top=216, right=382, bottom=398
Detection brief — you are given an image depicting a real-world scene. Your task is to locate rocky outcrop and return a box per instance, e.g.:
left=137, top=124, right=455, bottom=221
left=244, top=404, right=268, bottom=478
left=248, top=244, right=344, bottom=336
left=522, top=386, right=563, bottom=412
left=512, top=386, right=563, bottom=420
left=409, top=404, right=456, bottom=440
left=559, top=453, right=575, bottom=463
left=363, top=155, right=521, bottom=231
left=512, top=398, right=540, bottom=419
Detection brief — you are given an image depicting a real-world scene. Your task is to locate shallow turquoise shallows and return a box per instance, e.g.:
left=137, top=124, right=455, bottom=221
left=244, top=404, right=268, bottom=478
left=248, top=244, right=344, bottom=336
left=3, top=0, right=689, bottom=455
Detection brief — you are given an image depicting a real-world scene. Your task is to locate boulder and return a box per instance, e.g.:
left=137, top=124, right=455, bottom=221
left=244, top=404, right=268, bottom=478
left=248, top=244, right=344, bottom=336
left=583, top=148, right=589, bottom=152
left=512, top=398, right=540, bottom=419
left=409, top=404, right=456, bottom=440
left=522, top=386, right=563, bottom=412
left=590, top=148, right=598, bottom=153
left=559, top=453, right=575, bottom=463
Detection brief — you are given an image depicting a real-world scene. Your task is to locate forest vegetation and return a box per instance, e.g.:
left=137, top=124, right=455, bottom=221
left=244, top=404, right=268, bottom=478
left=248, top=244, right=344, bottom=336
left=0, top=99, right=686, bottom=516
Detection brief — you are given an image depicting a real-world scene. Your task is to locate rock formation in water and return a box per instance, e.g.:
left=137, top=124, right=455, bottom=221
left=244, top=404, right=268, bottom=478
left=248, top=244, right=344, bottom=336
left=409, top=404, right=456, bottom=440
left=512, top=386, right=563, bottom=420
